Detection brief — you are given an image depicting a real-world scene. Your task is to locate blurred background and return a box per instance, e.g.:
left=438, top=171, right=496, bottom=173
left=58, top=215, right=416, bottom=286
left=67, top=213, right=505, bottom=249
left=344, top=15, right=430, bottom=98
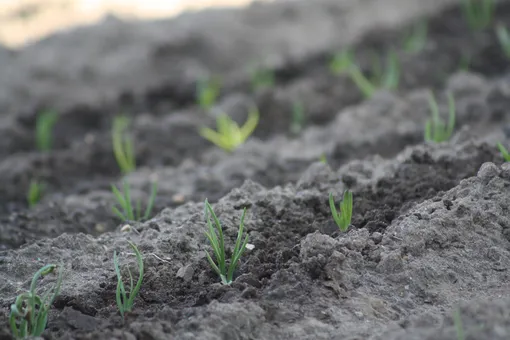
left=0, top=0, right=272, bottom=47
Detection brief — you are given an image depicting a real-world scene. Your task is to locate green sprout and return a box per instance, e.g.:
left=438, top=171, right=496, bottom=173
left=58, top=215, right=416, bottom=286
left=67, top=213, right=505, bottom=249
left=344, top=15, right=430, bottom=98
left=369, top=49, right=400, bottom=92
left=496, top=24, right=510, bottom=59
left=319, top=154, right=328, bottom=164
left=497, top=142, right=510, bottom=161
left=290, top=101, right=305, bottom=136
left=462, top=0, right=495, bottom=30
left=10, top=264, right=63, bottom=339
left=112, top=115, right=135, bottom=174
left=330, top=49, right=400, bottom=98
left=453, top=309, right=466, bottom=340
left=35, top=110, right=58, bottom=152
left=459, top=54, right=472, bottom=71
left=424, top=92, right=456, bottom=143
left=199, top=106, right=259, bottom=152
left=113, top=241, right=144, bottom=320
left=203, top=199, right=249, bottom=285
left=329, top=49, right=355, bottom=75
left=403, top=20, right=428, bottom=54
left=329, top=190, right=353, bottom=232
left=27, top=179, right=44, bottom=208
left=251, top=66, right=275, bottom=92
left=197, top=76, right=221, bottom=110
left=111, top=179, right=158, bottom=222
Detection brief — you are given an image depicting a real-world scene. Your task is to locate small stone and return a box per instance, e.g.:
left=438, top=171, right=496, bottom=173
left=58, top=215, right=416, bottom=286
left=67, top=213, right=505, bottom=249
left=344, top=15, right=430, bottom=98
left=477, top=162, right=500, bottom=184
left=120, top=224, right=132, bottom=232
left=172, top=194, right=186, bottom=203
left=176, top=264, right=194, bottom=282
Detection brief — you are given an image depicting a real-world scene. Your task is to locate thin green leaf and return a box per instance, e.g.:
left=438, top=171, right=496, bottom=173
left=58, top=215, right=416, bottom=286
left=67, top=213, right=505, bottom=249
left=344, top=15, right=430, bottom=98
left=143, top=181, right=158, bottom=220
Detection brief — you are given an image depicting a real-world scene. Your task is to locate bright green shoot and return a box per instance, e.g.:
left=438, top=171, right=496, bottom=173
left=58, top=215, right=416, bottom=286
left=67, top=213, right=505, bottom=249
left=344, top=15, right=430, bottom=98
left=27, top=179, right=44, bottom=208
left=36, top=110, right=58, bottom=152
left=197, top=76, right=221, bottom=110
left=403, top=20, right=428, bottom=54
left=112, top=116, right=135, bottom=174
left=329, top=49, right=355, bottom=75
left=290, top=101, right=305, bottom=136
left=462, top=0, right=495, bottom=30
left=111, top=179, right=158, bottom=222
left=113, top=241, right=144, bottom=320
left=319, top=154, right=328, bottom=164
left=497, top=142, right=510, bottom=161
left=496, top=24, right=510, bottom=59
left=199, top=106, right=259, bottom=152
left=424, top=92, right=456, bottom=143
left=329, top=190, right=353, bottom=232
left=10, top=264, right=63, bottom=339
left=330, top=49, right=400, bottom=98
left=204, top=199, right=249, bottom=285
left=251, top=66, right=275, bottom=92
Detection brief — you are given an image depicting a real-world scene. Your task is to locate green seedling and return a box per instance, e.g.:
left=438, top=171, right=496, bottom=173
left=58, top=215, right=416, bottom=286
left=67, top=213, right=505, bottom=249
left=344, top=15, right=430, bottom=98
left=199, top=106, right=259, bottom=152
left=403, top=20, right=428, bottom=54
left=251, top=66, right=275, bottom=92
left=329, top=190, right=353, bottom=232
left=369, top=49, right=400, bottom=91
left=27, top=180, right=44, bottom=208
left=496, top=24, right=510, bottom=59
left=424, top=92, right=456, bottom=143
left=497, top=142, right=510, bottom=161
left=329, top=49, right=355, bottom=75
left=113, top=241, right=144, bottom=320
left=112, top=115, right=135, bottom=174
left=111, top=179, right=158, bottom=222
left=462, top=0, right=495, bottom=30
left=36, top=110, right=58, bottom=152
left=197, top=76, right=221, bottom=110
left=330, top=49, right=400, bottom=98
left=459, top=54, right=472, bottom=71
left=290, top=101, right=305, bottom=136
left=10, top=264, right=63, bottom=339
left=453, top=309, right=465, bottom=340
left=203, top=199, right=249, bottom=285
left=319, top=154, right=328, bottom=164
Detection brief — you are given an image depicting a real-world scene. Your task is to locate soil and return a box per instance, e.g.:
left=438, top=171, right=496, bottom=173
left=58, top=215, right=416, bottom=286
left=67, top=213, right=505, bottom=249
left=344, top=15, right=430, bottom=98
left=1, top=0, right=510, bottom=339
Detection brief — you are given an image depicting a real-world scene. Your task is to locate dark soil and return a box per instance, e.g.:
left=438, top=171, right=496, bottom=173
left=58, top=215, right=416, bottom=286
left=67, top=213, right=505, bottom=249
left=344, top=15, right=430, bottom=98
left=1, top=0, right=510, bottom=339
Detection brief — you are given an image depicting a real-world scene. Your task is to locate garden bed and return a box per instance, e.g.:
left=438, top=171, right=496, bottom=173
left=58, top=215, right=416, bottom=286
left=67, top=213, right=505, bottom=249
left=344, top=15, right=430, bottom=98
left=1, top=0, right=510, bottom=339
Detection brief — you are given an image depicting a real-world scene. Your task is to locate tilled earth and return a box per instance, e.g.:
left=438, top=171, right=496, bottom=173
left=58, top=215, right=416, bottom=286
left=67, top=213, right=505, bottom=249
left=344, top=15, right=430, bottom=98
left=1, top=0, right=510, bottom=339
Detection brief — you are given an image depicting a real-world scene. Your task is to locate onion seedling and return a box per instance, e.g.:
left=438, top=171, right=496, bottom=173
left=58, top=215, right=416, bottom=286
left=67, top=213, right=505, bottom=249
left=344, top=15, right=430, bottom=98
left=329, top=190, right=353, bottom=232
left=424, top=92, right=456, bottom=143
left=330, top=49, right=400, bottom=98
left=112, top=115, right=135, bottom=174
left=36, top=110, right=58, bottom=152
left=251, top=66, right=274, bottom=92
left=290, top=101, right=305, bottom=136
left=111, top=179, right=158, bottom=222
left=496, top=24, right=510, bottom=59
left=403, top=20, right=428, bottom=54
left=113, top=241, right=144, bottom=320
left=453, top=309, right=466, bottom=340
left=27, top=179, right=44, bottom=208
left=497, top=143, right=510, bottom=161
left=10, top=264, right=63, bottom=339
left=203, top=199, right=249, bottom=285
left=199, top=106, right=259, bottom=152
left=329, top=49, right=355, bottom=75
left=462, top=0, right=495, bottom=30
left=197, top=76, right=221, bottom=110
